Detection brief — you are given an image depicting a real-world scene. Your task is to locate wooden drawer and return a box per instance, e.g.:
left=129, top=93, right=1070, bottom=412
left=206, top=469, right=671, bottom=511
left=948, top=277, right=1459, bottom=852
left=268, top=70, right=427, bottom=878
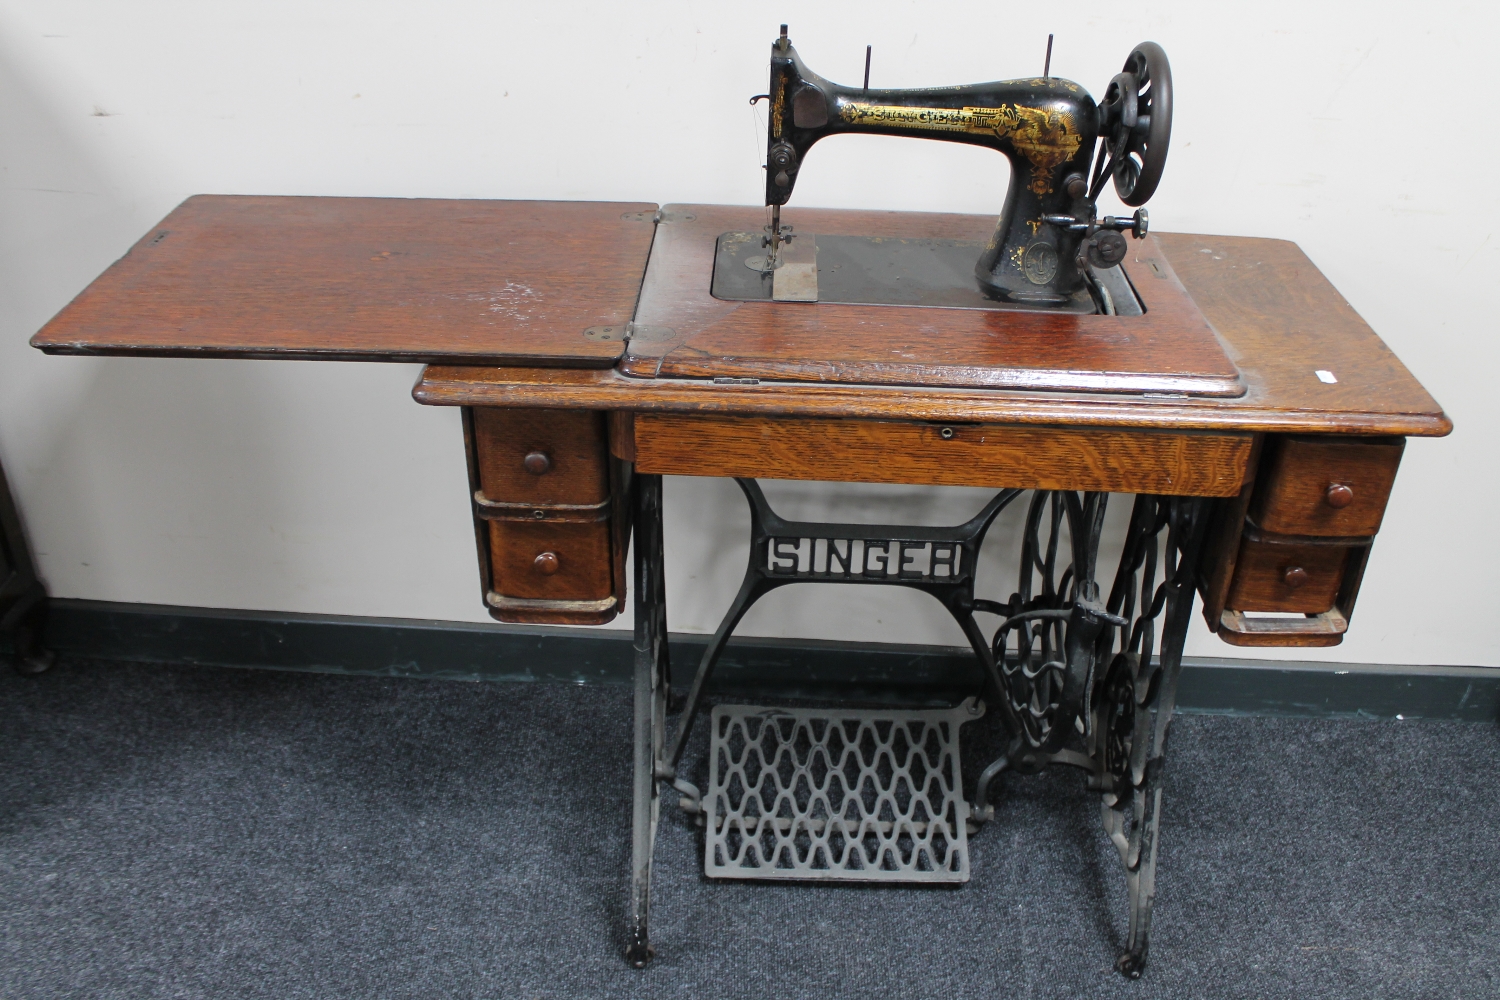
left=487, top=517, right=614, bottom=603
left=1200, top=433, right=1401, bottom=647
left=464, top=407, right=629, bottom=625
left=1249, top=435, right=1403, bottom=537
left=1223, top=530, right=1358, bottom=614
left=471, top=407, right=609, bottom=505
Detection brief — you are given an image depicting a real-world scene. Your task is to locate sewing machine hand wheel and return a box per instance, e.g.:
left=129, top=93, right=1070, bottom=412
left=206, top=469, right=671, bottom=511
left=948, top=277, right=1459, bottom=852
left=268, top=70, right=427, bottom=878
left=1100, top=42, right=1172, bottom=207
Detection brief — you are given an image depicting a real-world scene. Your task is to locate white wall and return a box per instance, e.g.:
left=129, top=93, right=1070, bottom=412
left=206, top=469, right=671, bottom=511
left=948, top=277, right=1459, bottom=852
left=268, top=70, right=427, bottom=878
left=1, top=2, right=1494, bottom=665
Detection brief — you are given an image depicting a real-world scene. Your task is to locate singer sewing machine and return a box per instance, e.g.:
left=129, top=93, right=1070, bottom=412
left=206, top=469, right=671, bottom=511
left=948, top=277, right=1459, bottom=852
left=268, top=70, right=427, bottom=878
left=736, top=25, right=1166, bottom=312
left=634, top=28, right=1239, bottom=398
left=29, top=24, right=1450, bottom=985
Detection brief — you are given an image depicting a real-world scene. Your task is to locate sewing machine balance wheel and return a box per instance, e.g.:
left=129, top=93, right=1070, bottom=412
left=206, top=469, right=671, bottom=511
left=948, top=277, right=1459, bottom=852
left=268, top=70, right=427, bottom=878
left=1102, top=42, right=1173, bottom=207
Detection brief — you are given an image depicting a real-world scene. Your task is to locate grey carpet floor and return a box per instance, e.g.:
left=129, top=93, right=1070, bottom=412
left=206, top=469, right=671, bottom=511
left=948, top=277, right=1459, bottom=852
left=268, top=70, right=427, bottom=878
left=1, top=658, right=1497, bottom=999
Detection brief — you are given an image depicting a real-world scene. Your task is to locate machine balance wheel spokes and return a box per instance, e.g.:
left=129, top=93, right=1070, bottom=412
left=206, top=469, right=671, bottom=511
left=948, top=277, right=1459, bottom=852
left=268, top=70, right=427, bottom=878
left=1100, top=41, right=1173, bottom=207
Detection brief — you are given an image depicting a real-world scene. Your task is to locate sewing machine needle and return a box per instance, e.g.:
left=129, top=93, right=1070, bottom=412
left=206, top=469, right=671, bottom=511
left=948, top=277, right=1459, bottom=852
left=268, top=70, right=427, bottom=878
left=1044, top=34, right=1053, bottom=78
left=863, top=45, right=871, bottom=93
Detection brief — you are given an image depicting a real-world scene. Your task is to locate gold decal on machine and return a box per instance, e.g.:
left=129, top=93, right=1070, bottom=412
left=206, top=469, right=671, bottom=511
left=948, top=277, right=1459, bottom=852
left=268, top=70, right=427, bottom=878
left=838, top=102, right=1081, bottom=194
left=771, top=71, right=786, bottom=138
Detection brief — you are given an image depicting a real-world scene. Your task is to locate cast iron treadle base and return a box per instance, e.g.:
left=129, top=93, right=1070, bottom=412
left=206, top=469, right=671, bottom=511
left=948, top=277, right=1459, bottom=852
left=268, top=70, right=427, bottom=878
left=704, top=699, right=983, bottom=882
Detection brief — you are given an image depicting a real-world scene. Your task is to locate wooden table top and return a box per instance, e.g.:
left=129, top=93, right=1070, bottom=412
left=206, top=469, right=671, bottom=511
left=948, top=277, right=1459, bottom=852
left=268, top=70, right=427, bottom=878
left=623, top=205, right=1244, bottom=397
left=31, top=195, right=658, bottom=367
left=417, top=231, right=1451, bottom=438
left=25, top=194, right=1449, bottom=438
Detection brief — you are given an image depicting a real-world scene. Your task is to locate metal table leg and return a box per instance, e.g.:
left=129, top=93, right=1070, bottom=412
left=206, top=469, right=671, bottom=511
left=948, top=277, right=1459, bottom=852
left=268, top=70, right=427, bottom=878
left=0, top=457, right=52, bottom=676
left=625, top=473, right=669, bottom=968
left=968, top=491, right=1209, bottom=976
left=1092, top=495, right=1210, bottom=977
left=659, top=478, right=1024, bottom=816
left=626, top=477, right=1020, bottom=964
left=621, top=479, right=1209, bottom=977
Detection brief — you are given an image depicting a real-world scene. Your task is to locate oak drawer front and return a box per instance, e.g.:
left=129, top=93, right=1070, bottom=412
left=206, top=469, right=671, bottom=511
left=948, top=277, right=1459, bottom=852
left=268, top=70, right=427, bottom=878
left=487, top=518, right=613, bottom=603
left=1223, top=535, right=1351, bottom=614
left=1249, top=435, right=1403, bottom=537
left=472, top=407, right=609, bottom=505
left=463, top=407, right=628, bottom=626
left=634, top=414, right=1253, bottom=497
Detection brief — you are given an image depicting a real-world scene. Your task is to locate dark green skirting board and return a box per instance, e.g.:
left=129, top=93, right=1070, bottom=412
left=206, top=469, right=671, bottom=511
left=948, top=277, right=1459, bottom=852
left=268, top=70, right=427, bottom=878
left=28, top=598, right=1500, bottom=722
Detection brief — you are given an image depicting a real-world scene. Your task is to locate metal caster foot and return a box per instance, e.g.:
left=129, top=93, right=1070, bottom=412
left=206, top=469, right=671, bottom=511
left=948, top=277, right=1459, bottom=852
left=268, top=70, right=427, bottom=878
left=5, top=618, right=53, bottom=676
left=12, top=651, right=55, bottom=676
left=1115, top=949, right=1147, bottom=979
left=624, top=938, right=655, bottom=969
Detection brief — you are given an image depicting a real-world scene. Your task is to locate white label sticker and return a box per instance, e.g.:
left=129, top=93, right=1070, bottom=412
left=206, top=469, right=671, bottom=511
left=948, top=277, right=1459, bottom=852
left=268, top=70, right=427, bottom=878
left=1315, top=369, right=1338, bottom=384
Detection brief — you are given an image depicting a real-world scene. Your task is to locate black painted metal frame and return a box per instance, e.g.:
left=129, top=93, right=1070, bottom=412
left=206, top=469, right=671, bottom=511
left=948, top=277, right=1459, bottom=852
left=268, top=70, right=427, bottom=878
left=626, top=474, right=1209, bottom=977
left=0, top=457, right=51, bottom=675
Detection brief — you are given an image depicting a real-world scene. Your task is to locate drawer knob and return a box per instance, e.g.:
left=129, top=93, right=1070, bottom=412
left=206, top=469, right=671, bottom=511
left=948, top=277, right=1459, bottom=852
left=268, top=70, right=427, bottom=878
left=523, top=451, right=553, bottom=475
left=1283, top=565, right=1308, bottom=589
left=1325, top=483, right=1354, bottom=508
left=533, top=552, right=560, bottom=575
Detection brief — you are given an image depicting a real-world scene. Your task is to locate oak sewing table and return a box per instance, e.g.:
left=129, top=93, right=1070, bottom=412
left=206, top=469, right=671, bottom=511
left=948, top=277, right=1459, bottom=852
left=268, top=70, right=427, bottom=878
left=31, top=196, right=1450, bottom=976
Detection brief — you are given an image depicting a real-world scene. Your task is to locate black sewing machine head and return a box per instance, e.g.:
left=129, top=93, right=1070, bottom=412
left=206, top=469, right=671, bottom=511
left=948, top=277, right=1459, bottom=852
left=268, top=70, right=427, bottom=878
left=756, top=27, right=1172, bottom=308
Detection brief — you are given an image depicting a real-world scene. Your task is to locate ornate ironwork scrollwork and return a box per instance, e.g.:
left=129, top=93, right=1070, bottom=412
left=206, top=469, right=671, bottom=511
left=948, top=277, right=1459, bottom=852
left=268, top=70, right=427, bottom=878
left=630, top=479, right=1208, bottom=978
left=972, top=490, right=1208, bottom=977
left=1090, top=494, right=1209, bottom=977
left=977, top=490, right=1116, bottom=760
left=989, top=492, right=1073, bottom=751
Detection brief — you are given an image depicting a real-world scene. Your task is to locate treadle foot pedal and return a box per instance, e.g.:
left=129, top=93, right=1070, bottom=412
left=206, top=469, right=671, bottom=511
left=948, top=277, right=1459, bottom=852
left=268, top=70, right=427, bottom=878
left=704, top=699, right=983, bottom=883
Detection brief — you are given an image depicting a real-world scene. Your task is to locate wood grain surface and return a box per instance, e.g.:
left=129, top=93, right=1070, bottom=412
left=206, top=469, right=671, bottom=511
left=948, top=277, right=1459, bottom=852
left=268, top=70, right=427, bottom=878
left=1223, top=537, right=1350, bottom=613
left=1249, top=435, right=1403, bottom=537
left=471, top=408, right=610, bottom=505
left=461, top=406, right=625, bottom=626
left=1216, top=610, right=1347, bottom=648
left=488, top=519, right=614, bottom=601
left=417, top=229, right=1451, bottom=438
left=1161, top=234, right=1444, bottom=430
left=622, top=205, right=1243, bottom=396
left=31, top=196, right=657, bottom=365
left=633, top=414, right=1252, bottom=496
left=1197, top=437, right=1264, bottom=627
